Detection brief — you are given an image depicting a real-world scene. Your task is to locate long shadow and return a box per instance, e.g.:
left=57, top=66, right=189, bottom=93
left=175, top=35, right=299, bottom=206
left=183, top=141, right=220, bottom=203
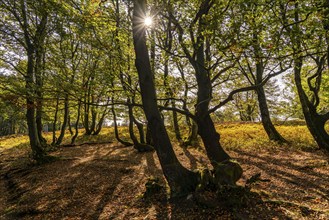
left=90, top=151, right=143, bottom=219
left=126, top=151, right=171, bottom=219
left=136, top=149, right=290, bottom=219
left=139, top=186, right=289, bottom=219
left=235, top=149, right=329, bottom=178
left=182, top=147, right=198, bottom=170
left=234, top=149, right=329, bottom=202
left=3, top=144, right=327, bottom=219
left=235, top=150, right=329, bottom=186
left=1, top=144, right=145, bottom=219
left=144, top=151, right=163, bottom=177
left=136, top=148, right=328, bottom=219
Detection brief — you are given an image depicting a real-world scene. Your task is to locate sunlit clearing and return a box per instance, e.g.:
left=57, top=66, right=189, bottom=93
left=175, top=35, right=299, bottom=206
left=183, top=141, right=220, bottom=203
left=144, top=17, right=153, bottom=26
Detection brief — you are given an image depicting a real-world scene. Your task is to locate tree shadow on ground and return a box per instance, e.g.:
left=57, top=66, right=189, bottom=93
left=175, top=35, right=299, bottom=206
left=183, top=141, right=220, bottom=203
left=234, top=149, right=329, bottom=198
left=1, top=144, right=328, bottom=219
left=1, top=144, right=144, bottom=219
left=133, top=148, right=289, bottom=220
left=137, top=185, right=289, bottom=219
left=231, top=149, right=329, bottom=219
left=182, top=147, right=198, bottom=170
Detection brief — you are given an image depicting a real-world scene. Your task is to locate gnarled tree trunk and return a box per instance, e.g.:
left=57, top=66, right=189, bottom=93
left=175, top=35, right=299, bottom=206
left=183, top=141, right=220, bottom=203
left=294, top=59, right=329, bottom=150
left=133, top=0, right=199, bottom=195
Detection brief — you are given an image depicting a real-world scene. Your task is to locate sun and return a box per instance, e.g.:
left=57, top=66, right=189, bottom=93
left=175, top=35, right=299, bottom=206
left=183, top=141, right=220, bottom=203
left=144, top=16, right=153, bottom=26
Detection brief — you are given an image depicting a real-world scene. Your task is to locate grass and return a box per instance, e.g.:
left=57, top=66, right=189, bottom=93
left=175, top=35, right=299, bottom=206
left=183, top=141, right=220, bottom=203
left=0, top=127, right=119, bottom=152
left=0, top=135, right=30, bottom=151
left=0, top=122, right=323, bottom=153
left=217, top=122, right=317, bottom=151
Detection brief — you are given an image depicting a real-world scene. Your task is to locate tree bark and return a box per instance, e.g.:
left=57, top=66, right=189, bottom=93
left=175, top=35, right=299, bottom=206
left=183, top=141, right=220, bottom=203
left=184, top=120, right=198, bottom=147
left=294, top=59, right=329, bottom=150
left=26, top=48, right=46, bottom=160
left=71, top=101, right=81, bottom=145
left=193, top=19, right=230, bottom=165
left=287, top=2, right=329, bottom=151
left=52, top=94, right=59, bottom=145
left=56, top=94, right=69, bottom=145
left=19, top=1, right=49, bottom=161
left=172, top=101, right=182, bottom=142
left=34, top=12, right=47, bottom=147
left=133, top=0, right=199, bottom=195
left=35, top=57, right=46, bottom=146
left=93, top=108, right=107, bottom=135
left=111, top=103, right=133, bottom=146
left=131, top=111, right=146, bottom=144
left=256, top=86, right=287, bottom=143
left=128, top=103, right=153, bottom=152
left=68, top=114, right=73, bottom=136
left=253, top=31, right=287, bottom=143
left=90, top=104, right=97, bottom=134
left=145, top=123, right=153, bottom=145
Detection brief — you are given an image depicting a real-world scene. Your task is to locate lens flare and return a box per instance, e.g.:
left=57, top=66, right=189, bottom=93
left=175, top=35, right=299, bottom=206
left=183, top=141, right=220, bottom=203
left=144, top=17, right=153, bottom=26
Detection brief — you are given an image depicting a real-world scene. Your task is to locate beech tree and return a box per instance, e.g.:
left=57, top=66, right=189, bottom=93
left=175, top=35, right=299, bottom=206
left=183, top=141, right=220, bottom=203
left=278, top=0, right=329, bottom=150
left=132, top=0, right=200, bottom=195
left=0, top=0, right=51, bottom=161
left=235, top=0, right=289, bottom=143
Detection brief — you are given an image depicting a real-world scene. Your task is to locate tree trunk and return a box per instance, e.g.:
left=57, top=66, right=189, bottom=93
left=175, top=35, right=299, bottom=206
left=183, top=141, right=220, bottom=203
left=294, top=59, right=329, bottom=150
left=196, top=115, right=230, bottom=163
left=256, top=86, right=287, bottom=143
left=128, top=103, right=153, bottom=152
left=90, top=105, right=97, bottom=134
left=193, top=22, right=231, bottom=166
left=26, top=49, right=46, bottom=160
left=52, top=94, right=59, bottom=145
left=35, top=15, right=47, bottom=147
left=36, top=99, right=46, bottom=145
left=71, top=101, right=81, bottom=145
left=133, top=0, right=199, bottom=195
left=56, top=94, right=69, bottom=145
left=290, top=3, right=329, bottom=151
left=93, top=111, right=106, bottom=135
left=68, top=114, right=73, bottom=136
left=146, top=123, right=153, bottom=145
left=132, top=112, right=146, bottom=144
left=83, top=86, right=92, bottom=135
left=172, top=101, right=182, bottom=142
left=253, top=32, right=287, bottom=143
left=111, top=103, right=133, bottom=146
left=26, top=100, right=45, bottom=160
left=184, top=120, right=198, bottom=147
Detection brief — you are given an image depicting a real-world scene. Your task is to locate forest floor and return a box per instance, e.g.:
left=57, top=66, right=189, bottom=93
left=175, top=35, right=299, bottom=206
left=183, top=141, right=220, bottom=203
left=0, top=123, right=329, bottom=219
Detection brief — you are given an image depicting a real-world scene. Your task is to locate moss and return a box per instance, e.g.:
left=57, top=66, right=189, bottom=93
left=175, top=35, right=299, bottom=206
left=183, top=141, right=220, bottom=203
left=213, top=160, right=243, bottom=186
left=196, top=168, right=213, bottom=191
left=143, top=176, right=163, bottom=197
